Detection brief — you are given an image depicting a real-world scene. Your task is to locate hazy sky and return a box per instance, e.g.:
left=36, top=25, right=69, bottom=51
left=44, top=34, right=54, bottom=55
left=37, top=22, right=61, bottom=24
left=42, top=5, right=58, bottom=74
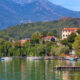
left=49, top=0, right=80, bottom=11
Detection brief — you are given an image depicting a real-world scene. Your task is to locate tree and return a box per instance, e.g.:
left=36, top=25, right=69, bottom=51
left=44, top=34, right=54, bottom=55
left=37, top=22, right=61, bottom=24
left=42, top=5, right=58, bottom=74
left=52, top=30, right=58, bottom=37
left=55, top=45, right=69, bottom=56
left=36, top=44, right=45, bottom=56
left=30, top=32, right=40, bottom=45
left=50, top=45, right=69, bottom=56
left=77, top=29, right=80, bottom=34
left=41, top=31, right=48, bottom=37
left=47, top=32, right=54, bottom=36
left=67, top=33, right=77, bottom=43
left=61, top=39, right=68, bottom=45
left=5, top=41, right=12, bottom=56
left=73, top=35, right=80, bottom=57
left=50, top=46, right=57, bottom=56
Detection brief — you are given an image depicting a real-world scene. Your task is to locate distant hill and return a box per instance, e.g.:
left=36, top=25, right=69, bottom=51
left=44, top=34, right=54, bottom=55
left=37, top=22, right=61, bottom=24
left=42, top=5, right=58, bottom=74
left=0, top=0, right=80, bottom=29
left=0, top=18, right=80, bottom=40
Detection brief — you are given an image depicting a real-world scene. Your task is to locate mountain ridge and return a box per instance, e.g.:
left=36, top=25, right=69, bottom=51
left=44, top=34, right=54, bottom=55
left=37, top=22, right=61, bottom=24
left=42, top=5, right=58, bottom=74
left=0, top=0, right=80, bottom=29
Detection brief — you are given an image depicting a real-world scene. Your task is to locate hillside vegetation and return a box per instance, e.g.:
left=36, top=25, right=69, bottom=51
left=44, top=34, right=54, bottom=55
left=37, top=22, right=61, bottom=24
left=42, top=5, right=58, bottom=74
left=0, top=18, right=80, bottom=40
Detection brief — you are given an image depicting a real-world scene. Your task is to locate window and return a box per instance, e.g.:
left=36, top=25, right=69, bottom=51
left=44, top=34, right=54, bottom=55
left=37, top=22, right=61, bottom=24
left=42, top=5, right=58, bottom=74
left=63, top=35, right=65, bottom=37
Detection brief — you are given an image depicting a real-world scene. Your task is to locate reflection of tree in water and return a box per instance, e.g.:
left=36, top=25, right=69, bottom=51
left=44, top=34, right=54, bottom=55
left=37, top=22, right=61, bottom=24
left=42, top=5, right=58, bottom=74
left=21, top=61, right=25, bottom=80
left=62, top=71, right=80, bottom=80
left=44, top=60, right=48, bottom=80
left=21, top=60, right=80, bottom=80
left=53, top=60, right=80, bottom=80
left=26, top=60, right=45, bottom=80
left=1, top=59, right=80, bottom=80
left=44, top=60, right=63, bottom=80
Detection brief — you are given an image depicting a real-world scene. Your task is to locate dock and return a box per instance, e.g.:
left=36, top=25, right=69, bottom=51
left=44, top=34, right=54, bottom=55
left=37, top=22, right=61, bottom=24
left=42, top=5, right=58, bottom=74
left=53, top=66, right=80, bottom=71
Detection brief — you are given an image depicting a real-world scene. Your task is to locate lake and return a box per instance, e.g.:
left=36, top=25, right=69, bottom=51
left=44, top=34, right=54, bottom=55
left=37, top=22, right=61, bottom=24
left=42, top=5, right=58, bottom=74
left=0, top=58, right=80, bottom=80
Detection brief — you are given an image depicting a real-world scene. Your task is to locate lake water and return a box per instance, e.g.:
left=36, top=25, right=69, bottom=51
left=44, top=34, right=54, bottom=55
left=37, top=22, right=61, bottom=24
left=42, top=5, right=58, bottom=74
left=0, top=58, right=80, bottom=80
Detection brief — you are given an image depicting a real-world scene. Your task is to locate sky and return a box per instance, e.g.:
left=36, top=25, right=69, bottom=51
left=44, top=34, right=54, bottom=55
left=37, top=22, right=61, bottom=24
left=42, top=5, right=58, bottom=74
left=49, top=0, right=80, bottom=11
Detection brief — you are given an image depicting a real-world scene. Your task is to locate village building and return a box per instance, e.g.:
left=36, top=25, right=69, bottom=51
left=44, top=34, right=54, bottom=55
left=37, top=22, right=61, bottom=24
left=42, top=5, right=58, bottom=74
left=62, top=28, right=80, bottom=39
left=43, top=36, right=56, bottom=42
left=20, top=38, right=30, bottom=46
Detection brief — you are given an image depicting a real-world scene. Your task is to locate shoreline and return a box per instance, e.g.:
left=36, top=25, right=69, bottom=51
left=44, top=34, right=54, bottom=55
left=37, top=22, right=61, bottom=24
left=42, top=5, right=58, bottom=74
left=0, top=56, right=78, bottom=61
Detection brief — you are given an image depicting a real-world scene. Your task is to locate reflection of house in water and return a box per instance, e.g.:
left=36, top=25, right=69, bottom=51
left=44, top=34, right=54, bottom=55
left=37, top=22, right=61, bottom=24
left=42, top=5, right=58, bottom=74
left=62, top=71, right=79, bottom=80
left=62, top=71, right=69, bottom=80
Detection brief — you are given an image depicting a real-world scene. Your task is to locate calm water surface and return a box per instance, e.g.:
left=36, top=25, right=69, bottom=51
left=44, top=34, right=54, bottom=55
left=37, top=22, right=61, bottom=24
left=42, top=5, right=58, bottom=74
left=0, top=58, right=80, bottom=80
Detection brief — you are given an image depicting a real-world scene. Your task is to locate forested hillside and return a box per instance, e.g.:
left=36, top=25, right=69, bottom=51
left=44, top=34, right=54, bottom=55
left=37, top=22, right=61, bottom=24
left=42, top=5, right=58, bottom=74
left=0, top=18, right=80, bottom=40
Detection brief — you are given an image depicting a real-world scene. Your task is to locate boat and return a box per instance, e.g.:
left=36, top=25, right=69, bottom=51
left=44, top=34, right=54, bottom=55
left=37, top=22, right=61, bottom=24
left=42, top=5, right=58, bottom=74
left=0, top=58, right=5, bottom=61
left=27, top=57, right=43, bottom=60
left=33, top=57, right=43, bottom=60
left=66, top=55, right=75, bottom=61
left=1, top=57, right=12, bottom=61
left=68, top=58, right=74, bottom=61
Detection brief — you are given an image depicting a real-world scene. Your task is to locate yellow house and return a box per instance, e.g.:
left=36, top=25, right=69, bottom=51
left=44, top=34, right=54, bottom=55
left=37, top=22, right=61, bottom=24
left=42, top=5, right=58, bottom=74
left=62, top=28, right=80, bottom=39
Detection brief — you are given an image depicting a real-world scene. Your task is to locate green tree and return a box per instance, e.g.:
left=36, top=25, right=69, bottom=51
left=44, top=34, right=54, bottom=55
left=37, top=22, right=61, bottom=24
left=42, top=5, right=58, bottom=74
left=67, top=33, right=77, bottom=43
left=61, top=39, right=68, bottom=45
left=50, top=46, right=57, bottom=56
left=41, top=31, right=48, bottom=37
left=55, top=45, right=69, bottom=56
left=77, top=29, right=80, bottom=34
left=30, top=32, right=40, bottom=45
left=73, top=35, right=80, bottom=57
left=47, top=32, right=54, bottom=36
left=36, top=44, right=45, bottom=56
left=52, top=30, right=58, bottom=37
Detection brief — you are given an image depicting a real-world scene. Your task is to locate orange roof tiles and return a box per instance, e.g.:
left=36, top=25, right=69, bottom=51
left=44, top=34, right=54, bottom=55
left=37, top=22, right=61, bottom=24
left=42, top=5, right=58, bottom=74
left=44, top=36, right=53, bottom=39
left=63, top=28, right=80, bottom=31
left=40, top=35, right=43, bottom=37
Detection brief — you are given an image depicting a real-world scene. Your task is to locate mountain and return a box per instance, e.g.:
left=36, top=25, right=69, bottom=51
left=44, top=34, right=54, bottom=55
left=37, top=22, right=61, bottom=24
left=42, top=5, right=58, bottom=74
left=0, top=18, right=80, bottom=40
left=0, top=0, right=80, bottom=29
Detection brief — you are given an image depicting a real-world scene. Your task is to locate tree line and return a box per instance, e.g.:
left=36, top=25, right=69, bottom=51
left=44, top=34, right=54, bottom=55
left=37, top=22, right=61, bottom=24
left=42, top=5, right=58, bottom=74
left=0, top=32, right=69, bottom=58
left=1, top=30, right=80, bottom=58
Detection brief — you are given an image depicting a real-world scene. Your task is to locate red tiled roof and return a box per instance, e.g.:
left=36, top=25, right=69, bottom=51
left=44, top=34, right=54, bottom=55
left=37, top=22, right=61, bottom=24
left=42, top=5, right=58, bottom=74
left=63, top=28, right=80, bottom=31
left=44, top=36, right=53, bottom=39
left=40, top=35, right=43, bottom=37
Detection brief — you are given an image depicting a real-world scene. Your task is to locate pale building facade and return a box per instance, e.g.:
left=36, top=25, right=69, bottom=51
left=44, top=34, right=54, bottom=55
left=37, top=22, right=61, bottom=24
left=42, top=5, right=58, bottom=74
left=62, top=28, right=80, bottom=40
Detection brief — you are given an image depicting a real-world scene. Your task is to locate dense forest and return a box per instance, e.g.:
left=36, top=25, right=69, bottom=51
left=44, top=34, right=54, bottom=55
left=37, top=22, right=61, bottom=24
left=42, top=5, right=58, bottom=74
left=0, top=31, right=79, bottom=58
left=0, top=32, right=70, bottom=57
left=0, top=18, right=80, bottom=40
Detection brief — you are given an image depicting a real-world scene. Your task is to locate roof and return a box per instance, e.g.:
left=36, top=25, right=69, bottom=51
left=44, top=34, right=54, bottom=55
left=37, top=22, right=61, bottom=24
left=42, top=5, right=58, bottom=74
left=62, top=28, right=80, bottom=31
left=44, top=36, right=54, bottom=39
left=20, top=38, right=30, bottom=42
left=40, top=35, right=43, bottom=37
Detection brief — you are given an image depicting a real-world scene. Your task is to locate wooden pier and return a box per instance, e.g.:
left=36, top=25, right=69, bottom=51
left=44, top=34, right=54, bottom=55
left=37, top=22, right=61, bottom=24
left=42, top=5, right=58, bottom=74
left=53, top=66, right=80, bottom=71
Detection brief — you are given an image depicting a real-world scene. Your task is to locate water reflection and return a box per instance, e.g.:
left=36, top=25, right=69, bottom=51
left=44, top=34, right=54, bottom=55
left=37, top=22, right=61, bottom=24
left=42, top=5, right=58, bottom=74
left=0, top=59, right=80, bottom=80
left=62, top=71, right=69, bottom=80
left=21, top=61, right=24, bottom=80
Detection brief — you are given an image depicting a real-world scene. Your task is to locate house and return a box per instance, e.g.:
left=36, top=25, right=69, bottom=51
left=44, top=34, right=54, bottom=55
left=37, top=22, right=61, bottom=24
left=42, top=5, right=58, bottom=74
left=43, top=36, right=56, bottom=42
left=20, top=38, right=30, bottom=46
left=62, top=28, right=80, bottom=39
